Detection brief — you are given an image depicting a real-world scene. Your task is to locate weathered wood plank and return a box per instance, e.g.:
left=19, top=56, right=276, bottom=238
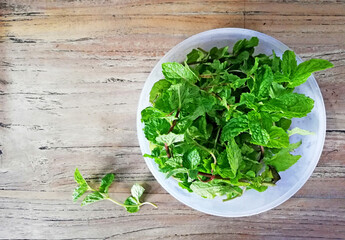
left=0, top=190, right=344, bottom=239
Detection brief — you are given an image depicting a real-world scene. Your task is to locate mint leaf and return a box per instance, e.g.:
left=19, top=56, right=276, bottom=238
left=131, top=184, right=145, bottom=202
left=287, top=127, right=314, bottom=136
left=168, top=82, right=199, bottom=110
left=226, top=138, right=242, bottom=176
left=276, top=118, right=292, bottom=131
left=266, top=126, right=289, bottom=148
left=240, top=92, right=258, bottom=111
left=209, top=46, right=230, bottom=59
left=271, top=50, right=281, bottom=72
left=254, top=65, right=273, bottom=99
left=269, top=82, right=293, bottom=98
left=143, top=118, right=170, bottom=142
left=99, top=173, right=114, bottom=194
left=282, top=50, right=297, bottom=77
left=73, top=184, right=88, bottom=202
left=141, top=107, right=175, bottom=123
left=261, top=93, right=314, bottom=118
left=190, top=181, right=234, bottom=199
left=73, top=168, right=90, bottom=201
left=246, top=57, right=259, bottom=75
left=248, top=111, right=270, bottom=145
left=74, top=168, right=88, bottom=186
left=233, top=37, right=259, bottom=55
left=156, top=132, right=184, bottom=146
left=186, top=48, right=206, bottom=64
left=124, top=196, right=140, bottom=213
left=81, top=192, right=104, bottom=206
left=149, top=79, right=171, bottom=104
left=289, top=59, right=334, bottom=87
left=221, top=114, right=248, bottom=142
left=166, top=168, right=188, bottom=178
left=264, top=141, right=302, bottom=171
left=186, top=149, right=201, bottom=169
left=162, top=62, right=199, bottom=83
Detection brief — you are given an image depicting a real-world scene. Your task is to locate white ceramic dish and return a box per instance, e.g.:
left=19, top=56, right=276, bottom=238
left=136, top=28, right=326, bottom=217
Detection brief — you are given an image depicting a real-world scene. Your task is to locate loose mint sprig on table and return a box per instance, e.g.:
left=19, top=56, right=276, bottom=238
left=72, top=168, right=157, bottom=213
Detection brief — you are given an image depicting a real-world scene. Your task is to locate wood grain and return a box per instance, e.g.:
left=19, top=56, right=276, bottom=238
left=0, top=0, right=344, bottom=239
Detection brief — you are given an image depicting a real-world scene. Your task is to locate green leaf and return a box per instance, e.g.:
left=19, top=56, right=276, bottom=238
left=124, top=196, right=140, bottom=213
left=232, top=77, right=248, bottom=89
left=209, top=46, right=229, bottom=59
left=266, top=126, right=289, bottom=148
left=264, top=141, right=302, bottom=172
left=222, top=72, right=240, bottom=82
left=162, top=62, right=199, bottom=83
left=233, top=37, right=259, bottom=55
left=141, top=107, right=164, bottom=122
left=273, top=72, right=290, bottom=83
left=271, top=50, right=281, bottom=73
left=186, top=48, right=206, bottom=64
left=269, top=82, right=293, bottom=98
left=74, top=168, right=88, bottom=186
left=248, top=111, right=270, bottom=145
left=221, top=114, right=248, bottom=142
left=289, top=59, right=333, bottom=87
left=254, top=65, right=273, bottom=99
left=190, top=115, right=212, bottom=140
left=226, top=138, right=242, bottom=176
left=141, top=107, right=176, bottom=124
left=261, top=112, right=273, bottom=131
left=149, top=79, right=171, bottom=104
left=153, top=90, right=173, bottom=112
left=143, top=118, right=170, bottom=143
left=246, top=170, right=256, bottom=178
left=246, top=57, right=260, bottom=76
left=261, top=93, right=314, bottom=118
left=190, top=181, right=234, bottom=199
left=188, top=169, right=199, bottom=180
left=229, top=51, right=250, bottom=64
left=210, top=59, right=227, bottom=72
left=186, top=149, right=201, bottom=169
left=156, top=132, right=184, bottom=146
left=240, top=92, right=258, bottom=111
left=73, top=184, right=88, bottom=202
left=179, top=181, right=193, bottom=192
left=166, top=168, right=188, bottom=178
left=281, top=50, right=297, bottom=77
left=168, top=82, right=199, bottom=110
left=99, top=173, right=115, bottom=194
left=276, top=118, right=292, bottom=131
left=131, top=184, right=145, bottom=202
left=287, top=127, right=314, bottom=136
left=81, top=191, right=104, bottom=206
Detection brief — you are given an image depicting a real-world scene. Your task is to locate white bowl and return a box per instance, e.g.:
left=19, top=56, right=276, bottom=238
left=136, top=28, right=326, bottom=217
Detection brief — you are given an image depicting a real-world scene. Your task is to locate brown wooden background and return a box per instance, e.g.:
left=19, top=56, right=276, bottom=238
left=0, top=0, right=344, bottom=239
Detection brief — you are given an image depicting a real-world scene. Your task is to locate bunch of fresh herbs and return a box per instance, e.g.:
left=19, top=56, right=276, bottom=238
left=141, top=37, right=333, bottom=200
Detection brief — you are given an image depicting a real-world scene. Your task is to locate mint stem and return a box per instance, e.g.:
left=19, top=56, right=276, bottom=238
left=164, top=143, right=171, bottom=158
left=168, top=109, right=180, bottom=133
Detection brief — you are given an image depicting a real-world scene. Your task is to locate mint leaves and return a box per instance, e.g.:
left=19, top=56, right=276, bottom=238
left=141, top=37, right=333, bottom=200
left=73, top=168, right=157, bottom=212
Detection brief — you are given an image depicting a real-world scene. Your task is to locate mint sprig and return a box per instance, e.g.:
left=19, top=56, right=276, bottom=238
left=73, top=168, right=157, bottom=213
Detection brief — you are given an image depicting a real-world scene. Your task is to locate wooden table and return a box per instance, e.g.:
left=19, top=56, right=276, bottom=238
left=0, top=1, right=344, bottom=239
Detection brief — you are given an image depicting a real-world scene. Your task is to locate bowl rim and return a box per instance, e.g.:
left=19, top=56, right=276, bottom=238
left=136, top=28, right=326, bottom=217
